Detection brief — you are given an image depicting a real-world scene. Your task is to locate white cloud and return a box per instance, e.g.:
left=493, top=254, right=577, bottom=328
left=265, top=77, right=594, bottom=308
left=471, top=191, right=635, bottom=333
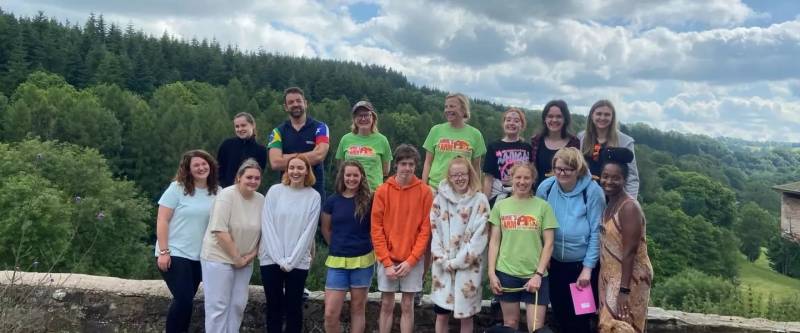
left=3, top=0, right=799, bottom=142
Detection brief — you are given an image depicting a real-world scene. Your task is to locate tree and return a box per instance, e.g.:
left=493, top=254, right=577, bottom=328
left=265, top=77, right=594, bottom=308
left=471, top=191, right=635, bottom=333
left=767, top=235, right=800, bottom=278
left=2, top=72, right=122, bottom=157
left=660, top=168, right=736, bottom=227
left=0, top=173, right=74, bottom=271
left=645, top=202, right=739, bottom=280
left=734, top=202, right=778, bottom=261
left=0, top=139, right=152, bottom=277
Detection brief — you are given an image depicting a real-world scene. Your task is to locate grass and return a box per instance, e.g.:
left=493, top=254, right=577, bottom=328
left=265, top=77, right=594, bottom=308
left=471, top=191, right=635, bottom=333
left=737, top=248, right=800, bottom=297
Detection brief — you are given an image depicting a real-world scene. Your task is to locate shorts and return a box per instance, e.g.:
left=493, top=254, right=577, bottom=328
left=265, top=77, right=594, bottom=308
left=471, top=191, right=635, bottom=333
left=325, top=265, right=374, bottom=290
left=495, top=270, right=550, bottom=305
left=376, top=260, right=424, bottom=293
left=434, top=304, right=453, bottom=315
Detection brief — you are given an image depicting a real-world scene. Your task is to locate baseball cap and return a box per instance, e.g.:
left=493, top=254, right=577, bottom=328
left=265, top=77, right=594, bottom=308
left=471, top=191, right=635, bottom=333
left=351, top=101, right=374, bottom=114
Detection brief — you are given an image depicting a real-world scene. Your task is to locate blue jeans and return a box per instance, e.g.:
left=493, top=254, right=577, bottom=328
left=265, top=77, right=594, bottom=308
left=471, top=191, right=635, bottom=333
left=158, top=256, right=202, bottom=333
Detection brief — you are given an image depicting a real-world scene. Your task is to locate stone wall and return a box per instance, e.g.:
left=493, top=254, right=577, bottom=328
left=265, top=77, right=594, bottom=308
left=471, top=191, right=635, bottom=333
left=781, top=195, right=800, bottom=239
left=1, top=271, right=798, bottom=332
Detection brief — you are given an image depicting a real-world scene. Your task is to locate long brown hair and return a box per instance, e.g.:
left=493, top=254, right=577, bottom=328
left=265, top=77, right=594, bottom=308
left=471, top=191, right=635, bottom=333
left=174, top=150, right=219, bottom=196
left=581, top=99, right=620, bottom=156
left=335, top=160, right=372, bottom=221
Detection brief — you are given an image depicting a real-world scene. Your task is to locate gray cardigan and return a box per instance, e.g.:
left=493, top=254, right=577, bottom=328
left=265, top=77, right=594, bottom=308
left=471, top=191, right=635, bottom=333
left=577, top=131, right=640, bottom=199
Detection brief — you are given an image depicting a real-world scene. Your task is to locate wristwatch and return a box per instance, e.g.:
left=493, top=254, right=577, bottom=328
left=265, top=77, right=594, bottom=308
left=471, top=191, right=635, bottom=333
left=159, top=248, right=171, bottom=256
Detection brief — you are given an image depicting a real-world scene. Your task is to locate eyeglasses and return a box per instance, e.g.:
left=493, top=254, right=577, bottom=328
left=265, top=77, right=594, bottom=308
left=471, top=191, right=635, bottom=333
left=554, top=167, right=575, bottom=175
left=354, top=114, right=372, bottom=119
left=449, top=173, right=469, bottom=179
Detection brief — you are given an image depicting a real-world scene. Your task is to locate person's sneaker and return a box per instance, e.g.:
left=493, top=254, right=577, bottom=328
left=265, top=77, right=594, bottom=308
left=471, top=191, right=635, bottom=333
left=414, top=292, right=422, bottom=306
left=303, top=288, right=310, bottom=301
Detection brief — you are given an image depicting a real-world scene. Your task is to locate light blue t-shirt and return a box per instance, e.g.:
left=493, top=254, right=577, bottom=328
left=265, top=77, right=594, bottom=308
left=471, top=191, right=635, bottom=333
left=155, top=181, right=217, bottom=260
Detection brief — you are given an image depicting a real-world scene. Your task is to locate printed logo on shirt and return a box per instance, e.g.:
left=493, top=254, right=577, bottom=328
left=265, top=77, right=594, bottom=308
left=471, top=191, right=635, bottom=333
left=500, top=214, right=539, bottom=230
left=495, top=149, right=530, bottom=182
left=437, top=139, right=473, bottom=153
left=268, top=129, right=282, bottom=147
left=346, top=145, right=376, bottom=157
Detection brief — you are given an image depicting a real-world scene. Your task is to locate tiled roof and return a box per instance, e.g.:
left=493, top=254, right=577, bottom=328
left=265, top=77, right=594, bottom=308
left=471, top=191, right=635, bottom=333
left=774, top=181, right=800, bottom=195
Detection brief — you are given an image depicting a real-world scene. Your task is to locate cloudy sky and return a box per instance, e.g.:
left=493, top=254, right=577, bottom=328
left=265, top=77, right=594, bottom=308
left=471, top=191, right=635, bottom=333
left=4, top=0, right=800, bottom=142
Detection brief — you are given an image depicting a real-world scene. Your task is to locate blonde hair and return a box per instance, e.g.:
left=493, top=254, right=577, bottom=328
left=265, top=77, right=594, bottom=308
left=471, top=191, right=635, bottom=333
left=446, top=156, right=481, bottom=194
left=581, top=99, right=620, bottom=156
left=508, top=161, right=538, bottom=197
left=281, top=154, right=316, bottom=187
left=235, top=158, right=262, bottom=183
left=552, top=147, right=588, bottom=176
left=446, top=93, right=471, bottom=120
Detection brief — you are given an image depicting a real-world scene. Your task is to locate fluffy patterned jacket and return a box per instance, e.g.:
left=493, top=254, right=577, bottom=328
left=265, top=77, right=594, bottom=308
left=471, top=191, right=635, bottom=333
left=429, top=180, right=490, bottom=318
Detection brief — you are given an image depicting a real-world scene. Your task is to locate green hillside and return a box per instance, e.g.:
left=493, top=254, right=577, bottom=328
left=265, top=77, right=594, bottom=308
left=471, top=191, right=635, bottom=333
left=738, top=249, right=800, bottom=297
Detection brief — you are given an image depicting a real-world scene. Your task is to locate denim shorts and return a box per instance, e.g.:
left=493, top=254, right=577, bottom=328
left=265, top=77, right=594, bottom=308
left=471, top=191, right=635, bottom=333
left=325, top=265, right=374, bottom=290
left=495, top=270, right=550, bottom=305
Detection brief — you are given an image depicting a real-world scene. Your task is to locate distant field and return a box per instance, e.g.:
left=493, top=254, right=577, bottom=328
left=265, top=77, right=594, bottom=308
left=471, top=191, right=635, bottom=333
left=737, top=249, right=800, bottom=297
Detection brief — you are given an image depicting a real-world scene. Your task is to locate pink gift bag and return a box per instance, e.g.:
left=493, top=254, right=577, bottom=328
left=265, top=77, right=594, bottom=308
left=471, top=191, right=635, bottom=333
left=569, top=283, right=596, bottom=315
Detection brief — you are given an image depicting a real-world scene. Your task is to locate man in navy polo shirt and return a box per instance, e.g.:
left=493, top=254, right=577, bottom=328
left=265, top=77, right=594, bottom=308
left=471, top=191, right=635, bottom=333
left=267, top=87, right=330, bottom=200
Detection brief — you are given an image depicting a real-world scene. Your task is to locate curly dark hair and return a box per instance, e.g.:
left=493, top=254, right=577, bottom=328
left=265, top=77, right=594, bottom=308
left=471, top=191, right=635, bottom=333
left=174, top=149, right=219, bottom=196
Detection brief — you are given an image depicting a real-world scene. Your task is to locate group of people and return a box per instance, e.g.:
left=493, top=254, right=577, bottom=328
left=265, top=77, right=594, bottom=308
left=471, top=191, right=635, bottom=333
left=154, top=87, right=653, bottom=333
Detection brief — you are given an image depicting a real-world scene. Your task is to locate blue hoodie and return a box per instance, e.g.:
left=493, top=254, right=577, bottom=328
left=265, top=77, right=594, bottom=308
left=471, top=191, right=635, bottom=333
left=536, top=173, right=605, bottom=268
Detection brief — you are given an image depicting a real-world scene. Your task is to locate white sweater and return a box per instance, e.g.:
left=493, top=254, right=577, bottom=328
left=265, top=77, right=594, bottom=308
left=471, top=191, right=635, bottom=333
left=258, top=184, right=320, bottom=271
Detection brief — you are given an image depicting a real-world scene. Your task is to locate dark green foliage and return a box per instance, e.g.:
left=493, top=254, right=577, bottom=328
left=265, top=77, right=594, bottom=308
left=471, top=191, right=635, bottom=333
left=645, top=203, right=739, bottom=280
left=734, top=203, right=778, bottom=262
left=652, top=269, right=737, bottom=309
left=0, top=139, right=152, bottom=277
left=767, top=235, right=800, bottom=278
left=652, top=269, right=800, bottom=321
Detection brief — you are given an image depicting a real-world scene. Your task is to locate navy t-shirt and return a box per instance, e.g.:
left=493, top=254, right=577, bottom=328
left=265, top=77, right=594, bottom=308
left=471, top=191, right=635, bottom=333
left=267, top=116, right=330, bottom=199
left=322, top=194, right=373, bottom=257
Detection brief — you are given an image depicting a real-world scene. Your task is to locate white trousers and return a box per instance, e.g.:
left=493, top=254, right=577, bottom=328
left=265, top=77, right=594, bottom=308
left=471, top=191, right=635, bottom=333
left=201, top=259, right=253, bottom=333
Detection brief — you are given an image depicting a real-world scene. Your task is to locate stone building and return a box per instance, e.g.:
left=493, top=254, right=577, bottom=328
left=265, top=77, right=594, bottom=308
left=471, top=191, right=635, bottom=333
left=774, top=181, right=800, bottom=242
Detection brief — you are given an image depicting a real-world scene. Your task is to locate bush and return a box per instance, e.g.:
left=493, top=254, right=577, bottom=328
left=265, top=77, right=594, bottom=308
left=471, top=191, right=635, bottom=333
left=652, top=269, right=800, bottom=321
left=652, top=269, right=737, bottom=309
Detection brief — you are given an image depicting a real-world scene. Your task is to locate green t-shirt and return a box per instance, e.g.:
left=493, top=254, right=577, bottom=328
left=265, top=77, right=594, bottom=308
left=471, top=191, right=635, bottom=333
left=422, top=123, right=486, bottom=188
left=489, top=196, right=559, bottom=278
left=335, top=132, right=392, bottom=190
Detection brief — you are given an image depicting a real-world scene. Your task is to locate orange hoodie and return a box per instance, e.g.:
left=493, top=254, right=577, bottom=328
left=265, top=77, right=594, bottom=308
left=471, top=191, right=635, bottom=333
left=370, top=175, right=433, bottom=268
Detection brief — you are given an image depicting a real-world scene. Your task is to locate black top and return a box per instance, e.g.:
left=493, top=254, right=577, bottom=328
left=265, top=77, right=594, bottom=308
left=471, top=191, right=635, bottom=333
left=216, top=136, right=268, bottom=187
left=482, top=140, right=534, bottom=184
left=534, top=140, right=558, bottom=190
left=586, top=142, right=607, bottom=179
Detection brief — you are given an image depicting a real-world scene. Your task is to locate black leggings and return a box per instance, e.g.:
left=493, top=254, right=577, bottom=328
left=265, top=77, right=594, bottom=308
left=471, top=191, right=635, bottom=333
left=260, top=264, right=309, bottom=333
left=548, top=259, right=599, bottom=333
left=159, top=256, right=202, bottom=333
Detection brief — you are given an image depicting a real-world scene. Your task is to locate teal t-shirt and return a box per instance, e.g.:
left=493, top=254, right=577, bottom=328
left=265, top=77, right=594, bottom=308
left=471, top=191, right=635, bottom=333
left=489, top=196, right=558, bottom=278
left=422, top=123, right=486, bottom=188
left=155, top=181, right=217, bottom=260
left=335, top=132, right=392, bottom=190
